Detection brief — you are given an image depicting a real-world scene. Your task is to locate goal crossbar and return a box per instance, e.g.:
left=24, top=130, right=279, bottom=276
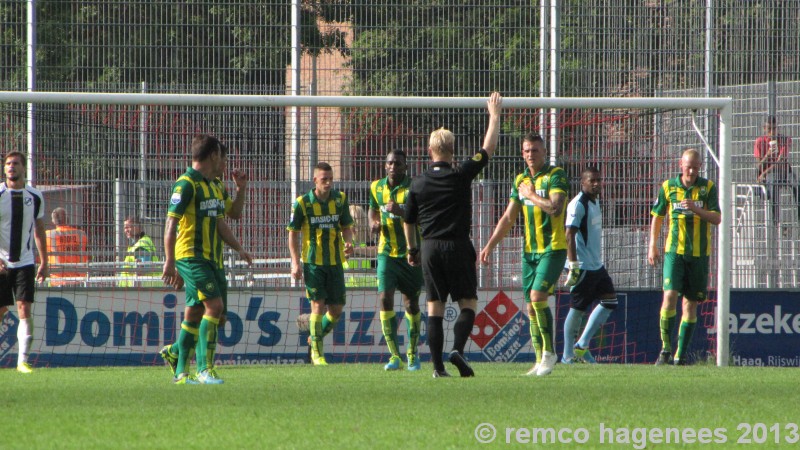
left=0, top=91, right=731, bottom=110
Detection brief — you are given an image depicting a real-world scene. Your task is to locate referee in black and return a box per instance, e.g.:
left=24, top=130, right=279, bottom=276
left=403, top=92, right=502, bottom=377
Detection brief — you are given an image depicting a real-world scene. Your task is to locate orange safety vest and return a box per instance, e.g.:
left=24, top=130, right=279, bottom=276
left=46, top=226, right=89, bottom=284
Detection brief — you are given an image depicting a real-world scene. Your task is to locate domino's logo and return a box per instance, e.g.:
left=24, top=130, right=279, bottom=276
left=0, top=312, right=19, bottom=360
left=471, top=291, right=530, bottom=362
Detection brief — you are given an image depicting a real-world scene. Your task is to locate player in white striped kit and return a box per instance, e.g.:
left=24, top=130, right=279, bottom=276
left=0, top=152, right=49, bottom=373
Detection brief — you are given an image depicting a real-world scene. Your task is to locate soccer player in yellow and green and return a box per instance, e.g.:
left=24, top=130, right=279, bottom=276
left=288, top=162, right=354, bottom=366
left=648, top=148, right=720, bottom=366
left=161, top=134, right=253, bottom=384
left=369, top=149, right=423, bottom=371
left=480, top=133, right=568, bottom=377
left=159, top=158, right=248, bottom=377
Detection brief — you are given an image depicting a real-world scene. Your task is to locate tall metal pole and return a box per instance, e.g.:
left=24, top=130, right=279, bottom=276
left=140, top=81, right=148, bottom=219
left=115, top=179, right=123, bottom=262
left=539, top=0, right=549, bottom=138
left=290, top=0, right=302, bottom=202
left=26, top=0, right=36, bottom=184
left=704, top=0, right=718, bottom=169
left=716, top=103, right=733, bottom=367
left=309, top=55, right=318, bottom=172
left=549, top=0, right=560, bottom=165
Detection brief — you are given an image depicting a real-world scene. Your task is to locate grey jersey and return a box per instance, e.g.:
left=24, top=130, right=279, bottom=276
left=565, top=191, right=603, bottom=271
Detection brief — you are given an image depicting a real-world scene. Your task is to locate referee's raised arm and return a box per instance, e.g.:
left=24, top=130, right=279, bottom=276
left=482, top=92, right=503, bottom=157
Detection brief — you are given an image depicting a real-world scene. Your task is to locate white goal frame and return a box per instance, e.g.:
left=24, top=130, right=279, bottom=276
left=0, top=91, right=734, bottom=366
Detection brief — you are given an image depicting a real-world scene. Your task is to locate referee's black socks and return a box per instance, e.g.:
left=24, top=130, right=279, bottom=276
left=452, top=308, right=476, bottom=355
left=428, top=316, right=445, bottom=372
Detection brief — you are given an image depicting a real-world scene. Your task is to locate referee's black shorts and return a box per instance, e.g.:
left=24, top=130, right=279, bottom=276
left=421, top=238, right=477, bottom=302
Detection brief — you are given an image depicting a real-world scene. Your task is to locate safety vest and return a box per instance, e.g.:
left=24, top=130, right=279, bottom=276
left=119, top=234, right=161, bottom=287
left=46, top=226, right=88, bottom=286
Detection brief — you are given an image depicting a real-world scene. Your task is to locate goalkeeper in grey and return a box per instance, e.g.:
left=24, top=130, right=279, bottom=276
left=561, top=166, right=617, bottom=364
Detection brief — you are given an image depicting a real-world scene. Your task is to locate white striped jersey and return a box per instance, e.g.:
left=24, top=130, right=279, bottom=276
left=0, top=182, right=44, bottom=268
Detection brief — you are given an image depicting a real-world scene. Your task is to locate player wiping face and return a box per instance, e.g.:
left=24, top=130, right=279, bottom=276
left=678, top=149, right=703, bottom=211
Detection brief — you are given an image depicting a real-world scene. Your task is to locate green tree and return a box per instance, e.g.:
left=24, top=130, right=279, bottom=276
left=314, top=0, right=539, bottom=180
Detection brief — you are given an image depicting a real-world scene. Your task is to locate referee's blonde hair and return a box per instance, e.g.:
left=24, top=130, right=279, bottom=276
left=429, top=127, right=455, bottom=158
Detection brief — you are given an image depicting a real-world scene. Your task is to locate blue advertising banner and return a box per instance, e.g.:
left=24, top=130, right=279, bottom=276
left=0, top=289, right=796, bottom=367
left=727, top=291, right=800, bottom=367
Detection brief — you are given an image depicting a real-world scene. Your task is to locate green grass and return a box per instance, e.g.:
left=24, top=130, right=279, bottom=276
left=3, top=363, right=798, bottom=449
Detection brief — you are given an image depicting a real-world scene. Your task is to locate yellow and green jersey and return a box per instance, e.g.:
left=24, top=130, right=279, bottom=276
left=511, top=164, right=569, bottom=256
left=287, top=189, right=354, bottom=266
left=369, top=175, right=419, bottom=258
left=651, top=175, right=720, bottom=257
left=167, top=167, right=227, bottom=266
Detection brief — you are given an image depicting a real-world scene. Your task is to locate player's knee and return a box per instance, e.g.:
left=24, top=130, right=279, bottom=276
left=327, top=305, right=344, bottom=319
left=405, top=301, right=421, bottom=315
left=600, top=297, right=618, bottom=311
left=379, top=295, right=394, bottom=311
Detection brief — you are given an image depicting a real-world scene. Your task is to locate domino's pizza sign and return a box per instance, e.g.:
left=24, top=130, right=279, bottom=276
left=471, top=291, right=530, bottom=362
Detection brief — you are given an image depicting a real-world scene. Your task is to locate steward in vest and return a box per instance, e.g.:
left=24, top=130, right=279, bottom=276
left=120, top=216, right=161, bottom=287
left=46, top=207, right=88, bottom=286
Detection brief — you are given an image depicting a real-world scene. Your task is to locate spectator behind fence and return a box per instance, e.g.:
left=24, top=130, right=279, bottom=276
left=119, top=216, right=161, bottom=287
left=46, top=207, right=89, bottom=287
left=754, top=115, right=799, bottom=225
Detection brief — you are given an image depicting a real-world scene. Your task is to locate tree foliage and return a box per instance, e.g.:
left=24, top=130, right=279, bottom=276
left=4, top=0, right=345, bottom=90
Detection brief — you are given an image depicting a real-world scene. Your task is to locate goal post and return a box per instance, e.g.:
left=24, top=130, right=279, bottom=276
left=0, top=91, right=733, bottom=366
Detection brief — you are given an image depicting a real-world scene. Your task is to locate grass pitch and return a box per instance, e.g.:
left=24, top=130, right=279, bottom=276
left=3, top=362, right=797, bottom=449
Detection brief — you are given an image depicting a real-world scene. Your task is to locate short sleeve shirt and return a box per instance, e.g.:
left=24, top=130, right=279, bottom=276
left=405, top=149, right=489, bottom=240
left=287, top=189, right=354, bottom=266
left=651, top=175, right=720, bottom=257
left=565, top=192, right=603, bottom=270
left=511, top=164, right=569, bottom=256
left=369, top=175, right=419, bottom=257
left=167, top=167, right=227, bottom=265
left=0, top=183, right=44, bottom=268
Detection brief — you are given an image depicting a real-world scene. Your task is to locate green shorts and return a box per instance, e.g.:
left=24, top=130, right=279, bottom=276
left=377, top=254, right=423, bottom=300
left=663, top=252, right=710, bottom=302
left=522, top=250, right=567, bottom=301
left=304, top=263, right=347, bottom=305
left=176, top=259, right=226, bottom=307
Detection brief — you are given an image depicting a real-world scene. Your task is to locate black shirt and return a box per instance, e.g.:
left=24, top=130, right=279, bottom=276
left=405, top=149, right=489, bottom=240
